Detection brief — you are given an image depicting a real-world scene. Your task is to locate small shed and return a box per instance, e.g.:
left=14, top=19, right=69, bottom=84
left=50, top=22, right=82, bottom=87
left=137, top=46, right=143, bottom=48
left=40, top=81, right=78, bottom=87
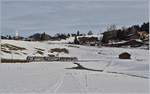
left=119, top=52, right=131, bottom=59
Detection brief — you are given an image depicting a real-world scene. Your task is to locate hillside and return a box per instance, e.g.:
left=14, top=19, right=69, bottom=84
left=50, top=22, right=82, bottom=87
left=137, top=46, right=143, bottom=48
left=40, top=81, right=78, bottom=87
left=0, top=39, right=149, bottom=93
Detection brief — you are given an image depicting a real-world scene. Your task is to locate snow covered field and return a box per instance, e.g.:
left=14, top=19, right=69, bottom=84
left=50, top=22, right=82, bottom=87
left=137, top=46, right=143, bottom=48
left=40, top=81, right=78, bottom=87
left=0, top=40, right=149, bottom=94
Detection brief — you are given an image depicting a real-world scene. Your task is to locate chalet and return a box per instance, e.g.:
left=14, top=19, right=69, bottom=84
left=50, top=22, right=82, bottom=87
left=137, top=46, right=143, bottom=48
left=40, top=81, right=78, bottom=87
left=138, top=31, right=149, bottom=41
left=124, top=31, right=139, bottom=40
left=101, top=29, right=140, bottom=44
left=78, top=37, right=99, bottom=46
left=101, top=30, right=118, bottom=43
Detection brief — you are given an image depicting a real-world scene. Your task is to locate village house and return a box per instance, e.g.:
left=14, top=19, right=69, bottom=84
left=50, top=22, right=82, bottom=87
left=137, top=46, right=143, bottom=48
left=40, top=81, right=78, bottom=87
left=138, top=31, right=149, bottom=41
left=101, top=30, right=119, bottom=43
left=78, top=36, right=99, bottom=46
left=101, top=28, right=141, bottom=44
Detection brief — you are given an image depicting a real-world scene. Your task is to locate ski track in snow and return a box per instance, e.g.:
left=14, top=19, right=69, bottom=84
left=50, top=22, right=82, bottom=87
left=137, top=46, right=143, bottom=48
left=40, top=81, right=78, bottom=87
left=52, top=74, right=65, bottom=93
left=68, top=73, right=87, bottom=93
left=44, top=72, right=86, bottom=93
left=44, top=74, right=64, bottom=93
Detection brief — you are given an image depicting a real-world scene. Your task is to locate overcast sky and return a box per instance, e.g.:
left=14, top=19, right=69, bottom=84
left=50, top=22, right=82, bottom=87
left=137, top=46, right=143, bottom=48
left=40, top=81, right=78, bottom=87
left=1, top=0, right=149, bottom=37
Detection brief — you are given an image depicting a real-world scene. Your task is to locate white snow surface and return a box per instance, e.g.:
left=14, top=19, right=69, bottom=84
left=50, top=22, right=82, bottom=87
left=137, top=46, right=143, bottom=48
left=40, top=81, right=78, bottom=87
left=0, top=39, right=149, bottom=94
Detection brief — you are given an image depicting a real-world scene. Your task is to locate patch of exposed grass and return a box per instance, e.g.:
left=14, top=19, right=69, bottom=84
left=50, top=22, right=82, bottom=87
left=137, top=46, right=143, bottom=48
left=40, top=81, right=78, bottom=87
left=35, top=48, right=45, bottom=51
left=50, top=48, right=69, bottom=54
left=68, top=45, right=80, bottom=48
left=1, top=49, right=11, bottom=54
left=1, top=43, right=26, bottom=51
left=22, top=52, right=27, bottom=55
left=36, top=50, right=44, bottom=55
left=14, top=52, right=20, bottom=55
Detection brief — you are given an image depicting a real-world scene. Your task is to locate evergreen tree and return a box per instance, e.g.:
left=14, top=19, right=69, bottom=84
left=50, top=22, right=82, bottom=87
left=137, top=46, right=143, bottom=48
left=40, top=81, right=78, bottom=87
left=77, top=30, right=80, bottom=36
left=40, top=32, right=46, bottom=41
left=74, top=35, right=79, bottom=44
left=8, top=35, right=12, bottom=40
left=87, top=30, right=93, bottom=35
left=67, top=33, right=70, bottom=37
left=141, top=22, right=149, bottom=33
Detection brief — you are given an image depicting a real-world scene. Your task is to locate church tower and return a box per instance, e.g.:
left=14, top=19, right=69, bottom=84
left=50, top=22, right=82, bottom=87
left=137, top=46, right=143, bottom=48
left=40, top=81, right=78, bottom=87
left=15, top=30, right=19, bottom=40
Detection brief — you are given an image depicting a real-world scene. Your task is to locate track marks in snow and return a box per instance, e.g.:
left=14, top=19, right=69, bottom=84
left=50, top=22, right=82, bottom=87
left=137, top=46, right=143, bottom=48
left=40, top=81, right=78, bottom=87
left=53, top=74, right=65, bottom=93
left=107, top=71, right=149, bottom=79
left=67, top=72, right=88, bottom=93
left=45, top=72, right=87, bottom=93
left=44, top=74, right=64, bottom=93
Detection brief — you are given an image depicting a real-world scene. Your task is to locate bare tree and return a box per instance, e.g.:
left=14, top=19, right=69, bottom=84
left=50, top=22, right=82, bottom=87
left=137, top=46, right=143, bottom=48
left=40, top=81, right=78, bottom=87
left=121, top=26, right=127, bottom=31
left=107, top=24, right=117, bottom=31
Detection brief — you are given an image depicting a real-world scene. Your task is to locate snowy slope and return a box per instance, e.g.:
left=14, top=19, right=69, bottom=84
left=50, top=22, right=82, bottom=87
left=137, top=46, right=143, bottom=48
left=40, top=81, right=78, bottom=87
left=0, top=39, right=149, bottom=93
left=0, top=62, right=148, bottom=93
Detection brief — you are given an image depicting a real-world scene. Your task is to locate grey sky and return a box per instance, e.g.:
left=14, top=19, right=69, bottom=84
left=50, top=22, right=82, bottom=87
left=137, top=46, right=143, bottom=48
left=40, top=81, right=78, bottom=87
left=1, top=0, right=149, bottom=37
